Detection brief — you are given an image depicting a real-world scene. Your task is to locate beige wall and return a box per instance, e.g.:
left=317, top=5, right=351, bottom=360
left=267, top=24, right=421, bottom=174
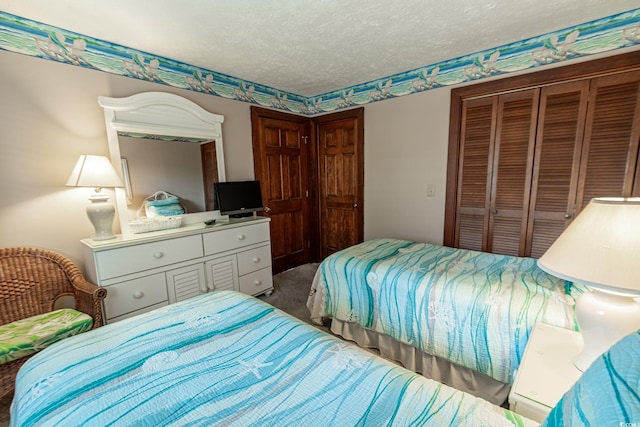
left=363, top=87, right=450, bottom=244
left=1, top=47, right=638, bottom=269
left=0, top=51, right=254, bottom=266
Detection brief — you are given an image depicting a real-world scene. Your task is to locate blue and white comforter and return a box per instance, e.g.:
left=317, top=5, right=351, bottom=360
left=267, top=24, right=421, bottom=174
left=543, top=330, right=640, bottom=426
left=11, top=291, right=533, bottom=427
left=307, top=239, right=583, bottom=384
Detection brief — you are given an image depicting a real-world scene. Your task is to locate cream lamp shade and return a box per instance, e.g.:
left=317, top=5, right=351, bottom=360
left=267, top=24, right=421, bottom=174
left=67, top=155, right=124, bottom=240
left=537, top=197, right=640, bottom=371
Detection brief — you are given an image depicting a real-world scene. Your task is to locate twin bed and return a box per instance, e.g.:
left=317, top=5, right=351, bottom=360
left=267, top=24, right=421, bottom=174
left=11, top=291, right=531, bottom=426
left=10, top=239, right=638, bottom=425
left=307, top=238, right=583, bottom=403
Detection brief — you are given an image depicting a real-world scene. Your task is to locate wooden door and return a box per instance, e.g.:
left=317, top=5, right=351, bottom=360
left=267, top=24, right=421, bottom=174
left=455, top=91, right=538, bottom=256
left=526, top=81, right=589, bottom=258
left=316, top=108, right=364, bottom=258
left=251, top=107, right=312, bottom=273
left=455, top=97, right=496, bottom=252
left=577, top=71, right=640, bottom=208
left=201, top=141, right=219, bottom=211
left=487, top=90, right=539, bottom=256
left=446, top=53, right=640, bottom=258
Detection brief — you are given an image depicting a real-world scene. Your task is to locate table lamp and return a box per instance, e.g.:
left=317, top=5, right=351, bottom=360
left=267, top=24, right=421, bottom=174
left=66, top=154, right=124, bottom=241
left=537, top=197, right=640, bottom=372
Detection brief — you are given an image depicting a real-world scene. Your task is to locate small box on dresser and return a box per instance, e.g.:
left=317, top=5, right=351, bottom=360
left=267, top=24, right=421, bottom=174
left=82, top=217, right=273, bottom=324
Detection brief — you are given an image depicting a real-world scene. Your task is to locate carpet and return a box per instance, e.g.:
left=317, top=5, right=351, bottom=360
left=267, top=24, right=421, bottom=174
left=258, top=262, right=328, bottom=330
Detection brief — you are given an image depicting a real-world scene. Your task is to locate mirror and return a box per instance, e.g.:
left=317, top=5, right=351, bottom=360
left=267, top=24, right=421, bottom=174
left=99, top=92, right=226, bottom=235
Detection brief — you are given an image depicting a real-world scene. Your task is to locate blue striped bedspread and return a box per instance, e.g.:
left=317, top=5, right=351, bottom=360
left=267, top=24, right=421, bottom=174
left=542, top=330, right=640, bottom=426
left=307, top=239, right=583, bottom=384
left=11, top=291, right=535, bottom=427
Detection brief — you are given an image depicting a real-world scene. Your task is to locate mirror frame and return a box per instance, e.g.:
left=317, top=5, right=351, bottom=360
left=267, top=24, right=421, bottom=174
left=98, top=92, right=226, bottom=235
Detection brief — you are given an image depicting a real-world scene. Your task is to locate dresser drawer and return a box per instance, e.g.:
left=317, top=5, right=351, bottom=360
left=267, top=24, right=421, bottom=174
left=203, top=223, right=270, bottom=256
left=107, top=301, right=168, bottom=324
left=95, top=235, right=203, bottom=279
left=237, top=245, right=272, bottom=276
left=104, top=273, right=168, bottom=319
left=238, top=267, right=273, bottom=296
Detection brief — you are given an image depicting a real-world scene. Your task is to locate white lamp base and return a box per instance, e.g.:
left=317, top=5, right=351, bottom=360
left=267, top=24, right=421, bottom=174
left=87, top=193, right=116, bottom=241
left=574, top=289, right=640, bottom=371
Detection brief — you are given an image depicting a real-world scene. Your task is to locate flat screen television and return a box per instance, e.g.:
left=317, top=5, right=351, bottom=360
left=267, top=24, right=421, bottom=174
left=214, top=180, right=264, bottom=218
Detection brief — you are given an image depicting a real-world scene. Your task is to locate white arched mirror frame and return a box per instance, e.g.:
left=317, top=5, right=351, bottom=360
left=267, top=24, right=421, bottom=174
left=98, top=92, right=226, bottom=235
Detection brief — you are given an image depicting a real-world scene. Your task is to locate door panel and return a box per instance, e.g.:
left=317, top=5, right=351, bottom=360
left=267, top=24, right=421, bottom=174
left=578, top=71, right=640, bottom=208
left=316, top=109, right=364, bottom=259
left=488, top=90, right=539, bottom=256
left=201, top=141, right=219, bottom=211
left=455, top=97, right=496, bottom=251
left=251, top=108, right=311, bottom=273
left=526, top=81, right=589, bottom=258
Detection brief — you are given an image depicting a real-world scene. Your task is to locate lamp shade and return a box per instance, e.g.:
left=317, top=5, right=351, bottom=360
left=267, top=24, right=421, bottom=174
left=538, top=197, right=640, bottom=296
left=66, top=155, right=123, bottom=189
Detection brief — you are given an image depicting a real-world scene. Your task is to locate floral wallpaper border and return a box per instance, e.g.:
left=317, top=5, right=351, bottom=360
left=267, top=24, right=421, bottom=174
left=1, top=9, right=639, bottom=116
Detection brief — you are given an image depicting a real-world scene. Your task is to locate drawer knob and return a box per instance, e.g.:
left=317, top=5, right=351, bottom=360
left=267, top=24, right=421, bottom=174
left=237, top=234, right=246, bottom=240
left=252, top=257, right=260, bottom=263
left=254, top=280, right=261, bottom=286
left=153, top=252, right=164, bottom=259
left=133, top=291, right=144, bottom=299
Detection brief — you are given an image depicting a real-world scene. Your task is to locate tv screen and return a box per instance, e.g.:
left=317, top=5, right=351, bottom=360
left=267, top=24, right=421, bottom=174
left=214, top=180, right=264, bottom=218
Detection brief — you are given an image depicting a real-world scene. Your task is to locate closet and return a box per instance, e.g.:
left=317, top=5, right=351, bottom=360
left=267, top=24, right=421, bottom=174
left=444, top=52, right=640, bottom=258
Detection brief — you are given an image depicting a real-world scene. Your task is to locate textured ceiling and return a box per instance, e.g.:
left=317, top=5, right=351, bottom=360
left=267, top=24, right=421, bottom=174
left=1, top=1, right=640, bottom=97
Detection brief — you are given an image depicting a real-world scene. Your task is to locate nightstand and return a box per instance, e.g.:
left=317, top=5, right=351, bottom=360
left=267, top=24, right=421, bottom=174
left=508, top=323, right=583, bottom=423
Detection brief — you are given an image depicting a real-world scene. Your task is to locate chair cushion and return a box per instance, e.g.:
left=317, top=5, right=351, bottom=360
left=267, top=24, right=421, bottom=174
left=0, top=309, right=93, bottom=365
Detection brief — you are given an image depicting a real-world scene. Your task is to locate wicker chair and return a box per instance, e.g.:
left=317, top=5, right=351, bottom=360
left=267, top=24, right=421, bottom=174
left=0, top=247, right=107, bottom=398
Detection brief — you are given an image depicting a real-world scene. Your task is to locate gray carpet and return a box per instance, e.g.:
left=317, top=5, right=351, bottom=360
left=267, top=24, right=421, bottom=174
left=258, top=262, right=329, bottom=330
left=0, top=263, right=323, bottom=425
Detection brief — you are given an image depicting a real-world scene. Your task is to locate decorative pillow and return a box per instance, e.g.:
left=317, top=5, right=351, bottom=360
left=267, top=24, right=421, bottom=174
left=0, top=308, right=93, bottom=365
left=542, top=330, right=640, bottom=426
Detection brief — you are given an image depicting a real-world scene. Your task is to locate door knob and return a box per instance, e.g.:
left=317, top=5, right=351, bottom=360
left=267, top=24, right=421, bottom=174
left=354, top=203, right=358, bottom=208
left=264, top=206, right=271, bottom=213
left=564, top=213, right=572, bottom=219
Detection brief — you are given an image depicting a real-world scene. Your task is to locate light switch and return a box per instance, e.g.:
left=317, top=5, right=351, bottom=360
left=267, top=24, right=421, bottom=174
left=427, top=184, right=436, bottom=197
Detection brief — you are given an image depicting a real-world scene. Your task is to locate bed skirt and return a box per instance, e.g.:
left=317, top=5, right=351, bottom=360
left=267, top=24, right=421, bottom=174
left=330, top=318, right=510, bottom=405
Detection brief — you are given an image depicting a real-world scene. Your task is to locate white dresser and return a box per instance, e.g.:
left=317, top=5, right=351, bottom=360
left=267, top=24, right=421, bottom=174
left=82, top=217, right=273, bottom=323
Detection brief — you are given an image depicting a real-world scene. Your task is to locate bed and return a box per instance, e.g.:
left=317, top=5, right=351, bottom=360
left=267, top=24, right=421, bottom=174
left=10, top=290, right=534, bottom=427
left=307, top=238, right=584, bottom=404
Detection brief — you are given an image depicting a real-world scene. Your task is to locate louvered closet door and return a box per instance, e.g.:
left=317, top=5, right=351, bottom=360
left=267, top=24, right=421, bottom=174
left=455, top=97, right=496, bottom=251
left=526, top=81, right=589, bottom=258
left=488, top=90, right=539, bottom=256
left=577, top=71, right=640, bottom=208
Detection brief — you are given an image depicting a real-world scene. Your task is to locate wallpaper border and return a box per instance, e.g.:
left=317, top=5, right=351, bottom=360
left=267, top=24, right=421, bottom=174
left=1, top=9, right=639, bottom=115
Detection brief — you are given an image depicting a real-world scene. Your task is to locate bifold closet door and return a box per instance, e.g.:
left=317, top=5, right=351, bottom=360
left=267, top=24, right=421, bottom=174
left=455, top=97, right=496, bottom=252
left=487, top=90, right=539, bottom=256
left=577, top=70, right=640, bottom=208
left=447, top=55, right=640, bottom=259
left=455, top=90, right=539, bottom=256
left=526, top=81, right=589, bottom=258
